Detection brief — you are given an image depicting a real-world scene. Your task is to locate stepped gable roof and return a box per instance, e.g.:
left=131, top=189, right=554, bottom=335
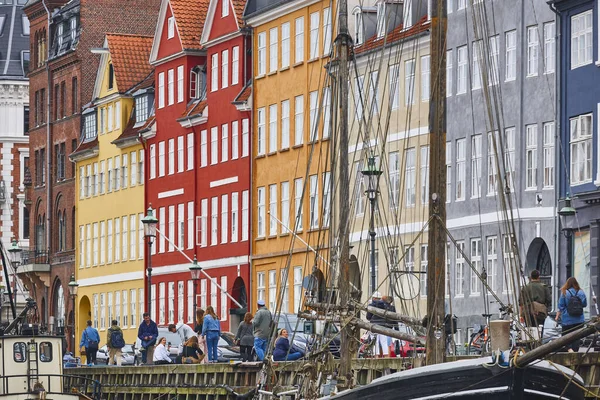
left=355, top=16, right=430, bottom=56
left=106, top=34, right=154, bottom=92
left=233, top=81, right=251, bottom=103
left=170, top=0, right=210, bottom=50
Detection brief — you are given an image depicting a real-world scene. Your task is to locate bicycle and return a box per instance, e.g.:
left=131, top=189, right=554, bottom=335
left=467, top=306, right=517, bottom=355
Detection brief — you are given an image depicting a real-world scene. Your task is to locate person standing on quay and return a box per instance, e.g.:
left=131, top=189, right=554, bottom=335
left=253, top=299, right=272, bottom=361
left=201, top=306, right=221, bottom=363
left=194, top=309, right=209, bottom=364
left=79, top=320, right=100, bottom=366
left=107, top=319, right=125, bottom=366
left=138, top=312, right=158, bottom=365
left=556, top=277, right=587, bottom=352
left=235, top=312, right=254, bottom=361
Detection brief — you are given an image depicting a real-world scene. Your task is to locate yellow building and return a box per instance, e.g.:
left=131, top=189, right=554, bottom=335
left=71, top=34, right=155, bottom=349
left=244, top=0, right=335, bottom=313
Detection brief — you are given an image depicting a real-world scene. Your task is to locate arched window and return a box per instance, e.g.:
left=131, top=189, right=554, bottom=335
left=190, top=65, right=207, bottom=99
left=53, top=282, right=65, bottom=334
left=57, top=210, right=63, bottom=252
left=36, top=214, right=46, bottom=252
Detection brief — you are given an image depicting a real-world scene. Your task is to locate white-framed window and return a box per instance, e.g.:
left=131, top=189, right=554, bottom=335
left=457, top=45, right=467, bottom=94
left=446, top=142, right=451, bottom=203
left=404, top=59, right=415, bottom=105
left=177, top=65, right=184, bottom=103
left=281, top=100, right=290, bottom=149
left=199, top=198, right=208, bottom=247
left=186, top=281, right=193, bottom=323
left=168, top=138, right=175, bottom=175
left=420, top=244, right=428, bottom=297
left=242, top=190, right=249, bottom=241
left=257, top=107, right=266, bottom=155
left=221, top=195, right=228, bottom=243
left=455, top=241, right=465, bottom=297
left=309, top=12, right=320, bottom=59
left=293, top=266, right=302, bottom=311
left=421, top=55, right=430, bottom=101
left=309, top=90, right=318, bottom=141
left=487, top=132, right=497, bottom=195
left=211, top=197, right=218, bottom=245
left=178, top=203, right=185, bottom=249
left=571, top=11, right=592, bottom=69
left=322, top=87, right=331, bottom=139
left=544, top=22, right=555, bottom=74
left=107, top=220, right=113, bottom=264
left=114, top=218, right=121, bottom=262
left=281, top=23, right=290, bottom=69
left=168, top=205, right=176, bottom=252
left=294, top=95, right=304, bottom=145
left=92, top=222, right=98, bottom=266
left=257, top=187, right=265, bottom=237
left=231, top=193, right=238, bottom=242
left=201, top=130, right=208, bottom=167
left=114, top=156, right=121, bottom=190
left=177, top=281, right=184, bottom=323
left=281, top=181, right=290, bottom=232
left=457, top=0, right=466, bottom=10
left=130, top=152, right=137, bottom=187
left=149, top=144, right=156, bottom=179
left=100, top=221, right=106, bottom=265
left=168, top=69, right=175, bottom=105
left=472, top=40, right=482, bottom=90
left=355, top=11, right=364, bottom=45
left=138, top=212, right=144, bottom=259
left=389, top=64, right=400, bottom=109
left=294, top=178, right=303, bottom=231
left=570, top=113, right=592, bottom=184
left=100, top=293, right=106, bottom=329
left=187, top=133, right=194, bottom=170
left=200, top=279, right=207, bottom=309
left=257, top=272, right=266, bottom=303
left=210, top=279, right=217, bottom=308
left=456, top=138, right=465, bottom=200
left=222, top=124, right=229, bottom=162
left=187, top=201, right=194, bottom=249
left=487, top=236, right=497, bottom=292
left=526, top=124, right=538, bottom=189
left=446, top=50, right=453, bottom=96
left=258, top=32, right=266, bottom=75
left=281, top=269, right=289, bottom=312
left=543, top=122, right=555, bottom=188
left=93, top=163, right=98, bottom=195
left=211, top=127, right=218, bottom=164
left=220, top=276, right=228, bottom=321
left=130, top=215, right=136, bottom=260
left=159, top=283, right=165, bottom=324
left=295, top=17, right=304, bottom=63
left=470, top=238, right=481, bottom=296
left=269, top=27, right=278, bottom=73
left=158, top=141, right=165, bottom=177
left=489, top=35, right=499, bottom=85
left=211, top=53, right=219, bottom=91
left=404, top=246, right=415, bottom=271
left=231, top=121, right=239, bottom=159
left=222, top=49, right=229, bottom=88
left=355, top=75, right=364, bottom=119
left=405, top=148, right=416, bottom=206
left=268, top=270, right=277, bottom=310
left=85, top=224, right=91, bottom=267
left=269, top=184, right=277, bottom=236
left=115, top=290, right=121, bottom=325
left=323, top=172, right=331, bottom=227
left=369, top=71, right=379, bottom=114
left=232, top=46, right=239, bottom=85
left=505, top=30, right=516, bottom=81
left=471, top=134, right=482, bottom=198
left=168, top=16, right=175, bottom=39
left=420, top=146, right=429, bottom=204
left=269, top=104, right=277, bottom=152
left=389, top=151, right=400, bottom=208
left=158, top=72, right=165, bottom=108
left=504, top=127, right=516, bottom=192
left=242, top=118, right=250, bottom=157
left=130, top=289, right=136, bottom=327
left=309, top=174, right=319, bottom=229
left=158, top=207, right=165, bottom=253
left=527, top=26, right=539, bottom=77
left=377, top=3, right=387, bottom=37
left=323, top=7, right=332, bottom=54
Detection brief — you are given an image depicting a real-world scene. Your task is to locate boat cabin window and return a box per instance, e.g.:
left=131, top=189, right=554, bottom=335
left=39, top=342, right=53, bottom=362
left=14, top=342, right=27, bottom=363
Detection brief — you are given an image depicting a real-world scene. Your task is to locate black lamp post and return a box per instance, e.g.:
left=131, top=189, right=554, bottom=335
left=189, top=256, right=202, bottom=314
left=68, top=273, right=79, bottom=352
left=141, top=206, right=158, bottom=316
left=7, top=238, right=22, bottom=319
left=558, top=194, right=576, bottom=279
left=361, top=156, right=382, bottom=295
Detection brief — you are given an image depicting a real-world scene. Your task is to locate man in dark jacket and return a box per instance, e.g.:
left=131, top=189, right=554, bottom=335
left=520, top=270, right=552, bottom=327
left=253, top=300, right=272, bottom=361
left=137, top=313, right=158, bottom=365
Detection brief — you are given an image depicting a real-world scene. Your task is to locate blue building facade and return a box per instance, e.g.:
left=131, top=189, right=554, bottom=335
left=550, top=0, right=599, bottom=316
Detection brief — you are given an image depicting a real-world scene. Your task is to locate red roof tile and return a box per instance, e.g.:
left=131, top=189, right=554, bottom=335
left=106, top=34, right=154, bottom=92
left=231, top=0, right=246, bottom=27
left=181, top=99, right=207, bottom=118
left=71, top=137, right=99, bottom=159
left=355, top=17, right=430, bottom=56
left=233, top=82, right=251, bottom=103
left=171, top=0, right=210, bottom=50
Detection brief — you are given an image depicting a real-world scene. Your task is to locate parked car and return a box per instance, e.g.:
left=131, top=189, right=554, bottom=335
left=134, top=327, right=183, bottom=363
left=542, top=313, right=561, bottom=344
left=96, top=344, right=137, bottom=365
left=276, top=313, right=341, bottom=357
left=358, top=323, right=425, bottom=358
left=217, top=332, right=242, bottom=362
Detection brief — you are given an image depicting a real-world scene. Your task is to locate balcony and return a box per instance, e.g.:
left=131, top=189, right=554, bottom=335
left=17, top=247, right=51, bottom=289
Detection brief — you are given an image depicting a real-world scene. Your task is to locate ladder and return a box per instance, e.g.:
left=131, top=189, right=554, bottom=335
left=27, top=340, right=40, bottom=393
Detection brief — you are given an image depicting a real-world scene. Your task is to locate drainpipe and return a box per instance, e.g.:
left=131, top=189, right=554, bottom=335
left=41, top=0, right=52, bottom=259
left=548, top=0, right=561, bottom=310
left=244, top=29, right=253, bottom=309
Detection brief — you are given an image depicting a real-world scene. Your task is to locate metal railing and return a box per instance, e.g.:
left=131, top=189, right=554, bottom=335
left=20, top=248, right=50, bottom=265
left=0, top=374, right=101, bottom=399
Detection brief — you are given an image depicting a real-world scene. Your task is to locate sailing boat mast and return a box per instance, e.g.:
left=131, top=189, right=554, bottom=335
left=336, top=0, right=352, bottom=386
left=425, top=0, right=448, bottom=365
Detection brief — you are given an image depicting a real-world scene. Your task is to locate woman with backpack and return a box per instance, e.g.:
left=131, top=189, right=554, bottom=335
left=556, top=277, right=587, bottom=352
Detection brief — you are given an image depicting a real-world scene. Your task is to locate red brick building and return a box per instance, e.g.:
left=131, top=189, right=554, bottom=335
left=22, top=0, right=160, bottom=343
left=145, top=0, right=251, bottom=331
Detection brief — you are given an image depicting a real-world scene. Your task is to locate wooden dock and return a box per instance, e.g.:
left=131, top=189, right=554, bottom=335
left=63, top=353, right=600, bottom=399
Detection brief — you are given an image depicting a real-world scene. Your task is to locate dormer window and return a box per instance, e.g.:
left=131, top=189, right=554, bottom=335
left=190, top=65, right=207, bottom=99
left=84, top=111, right=97, bottom=140
left=376, top=3, right=386, bottom=38
left=108, top=63, right=114, bottom=90
left=135, top=95, right=149, bottom=124
left=354, top=11, right=364, bottom=45
left=404, top=0, right=413, bottom=29
left=57, top=23, right=64, bottom=49
left=168, top=16, right=175, bottom=39
left=70, top=17, right=77, bottom=41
